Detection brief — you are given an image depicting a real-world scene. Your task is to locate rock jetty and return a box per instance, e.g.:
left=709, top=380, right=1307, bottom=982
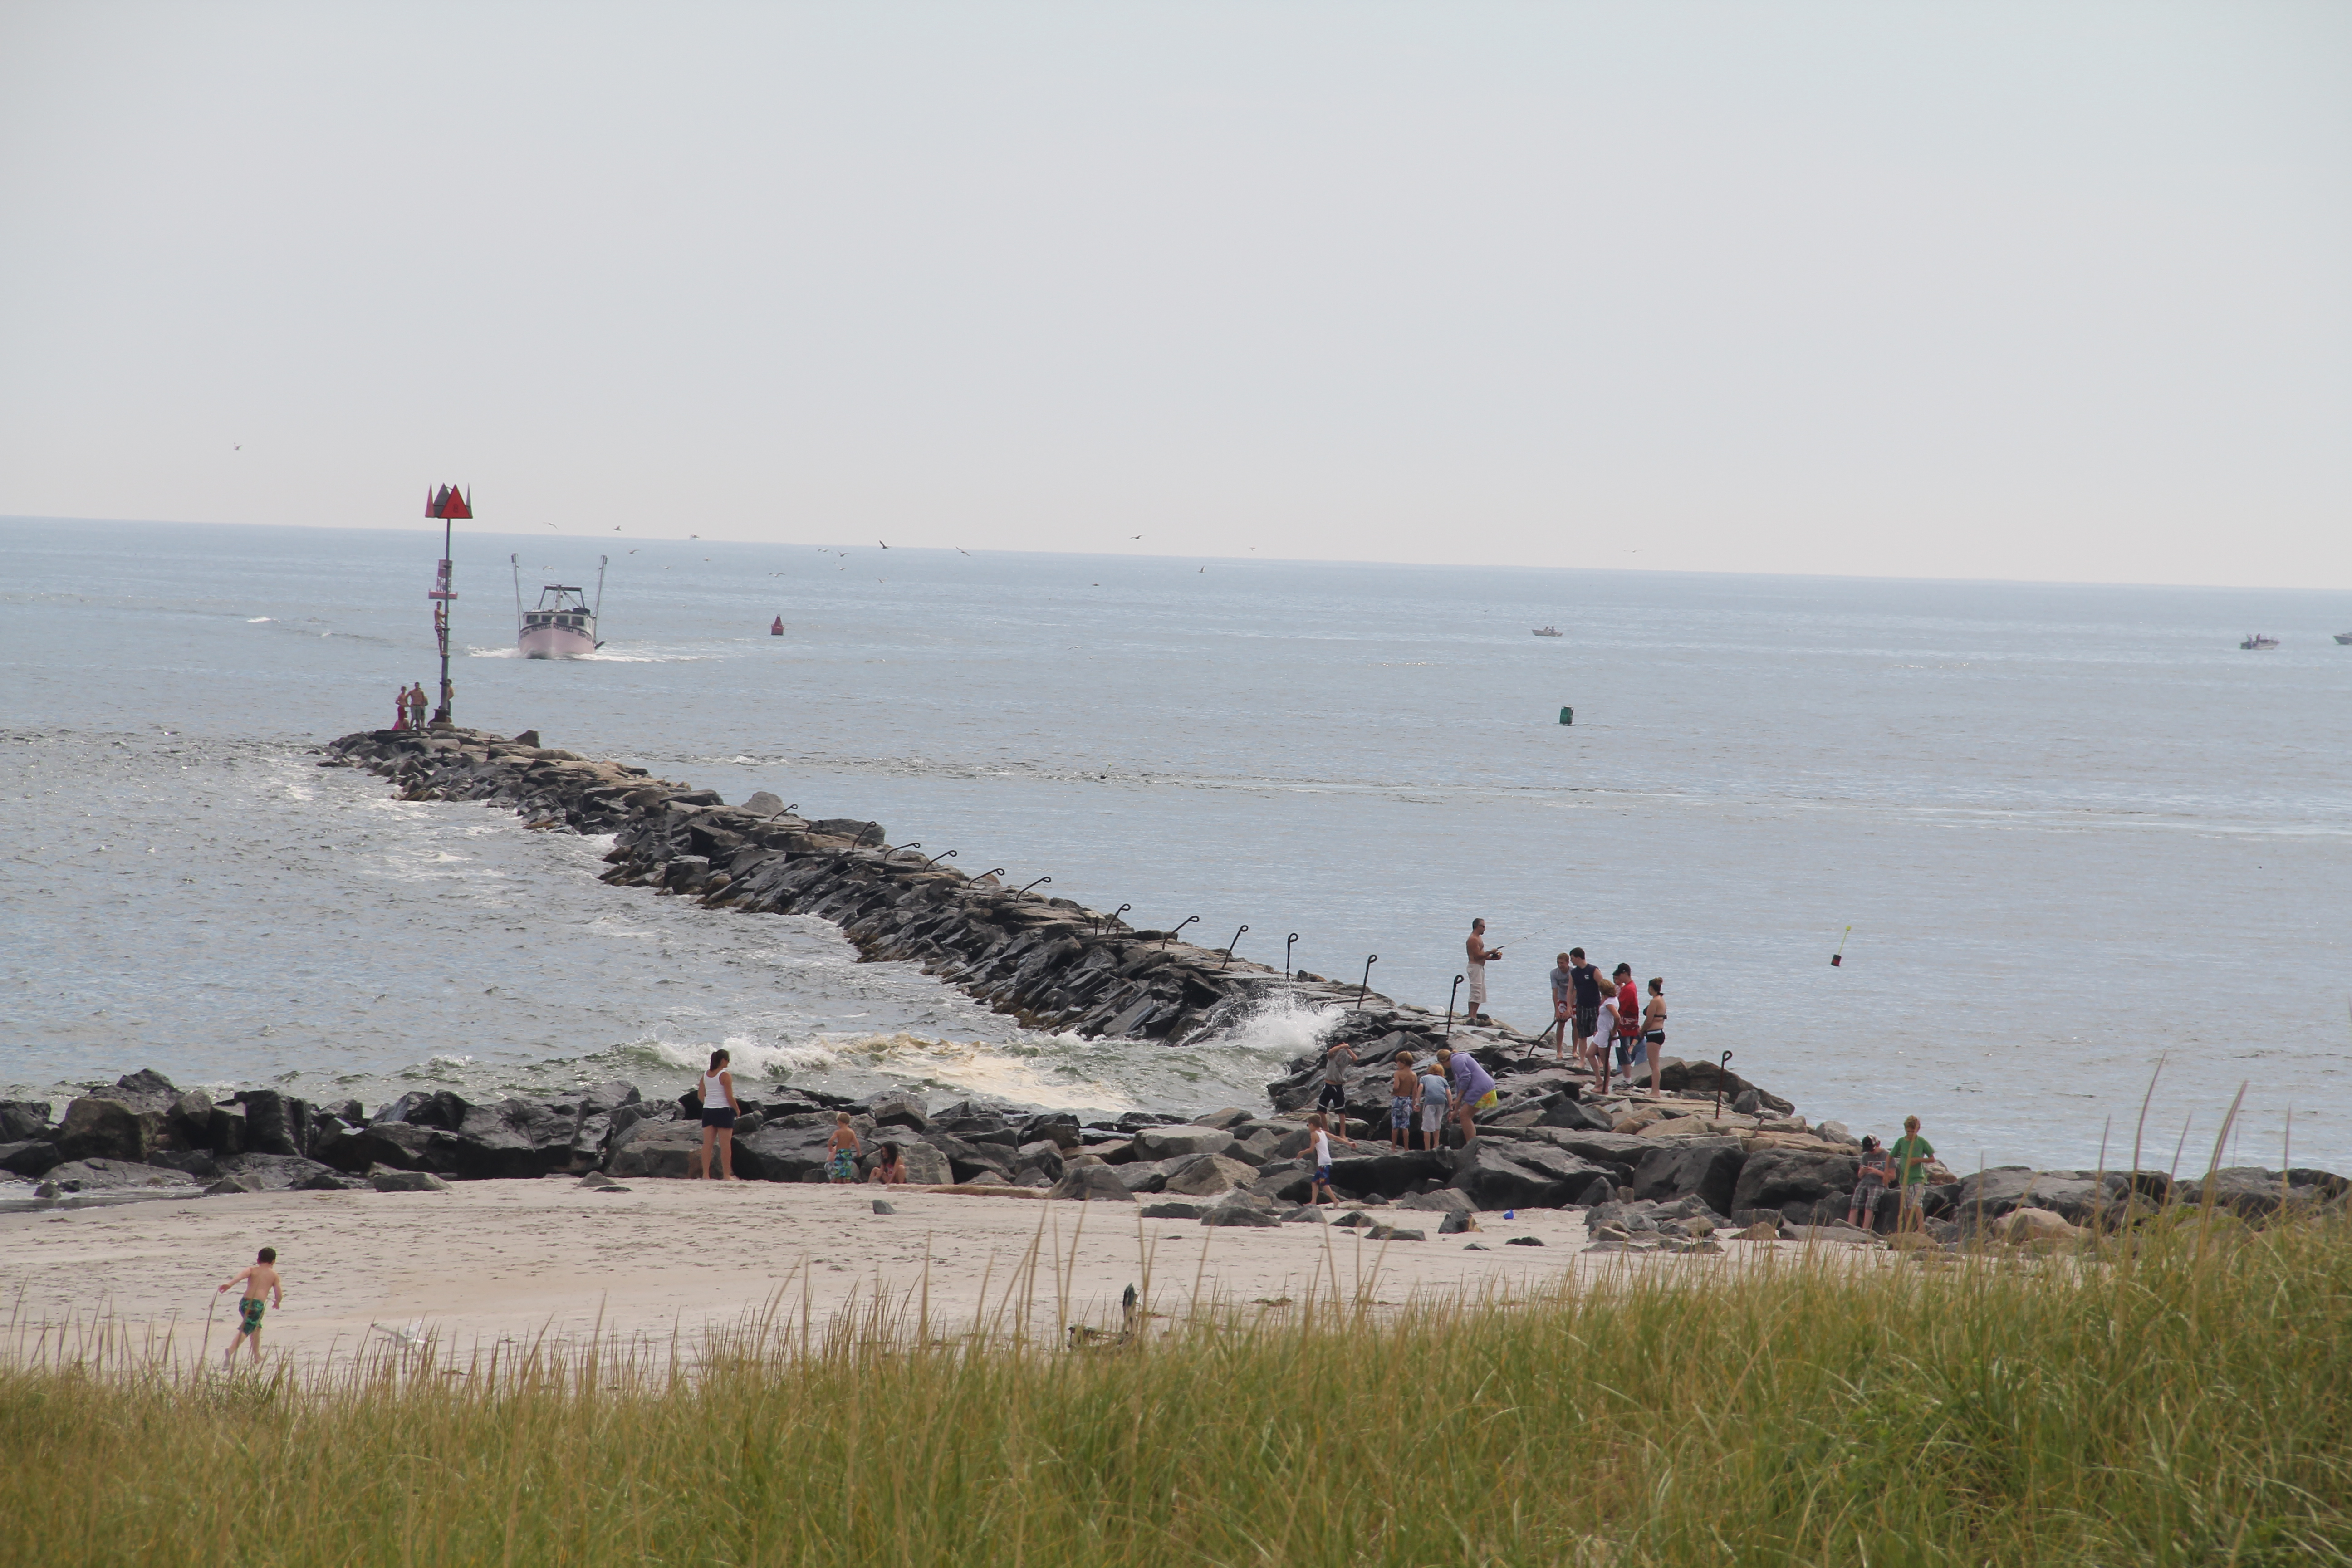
left=10, top=722, right=2339, bottom=1251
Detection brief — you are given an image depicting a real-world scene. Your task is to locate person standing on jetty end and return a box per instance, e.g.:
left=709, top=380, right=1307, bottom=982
left=1464, top=920, right=1503, bottom=1026
left=695, top=1049, right=740, bottom=1181
left=1306, top=1112, right=1356, bottom=1205
left=1437, top=1046, right=1499, bottom=1147
left=1388, top=1053, right=1418, bottom=1149
left=1318, top=1038, right=1356, bottom=1126
left=1890, top=1116, right=1936, bottom=1231
left=826, top=1112, right=863, bottom=1183
left=392, top=685, right=409, bottom=730
left=1548, top=953, right=1576, bottom=1061
left=1640, top=977, right=1669, bottom=1098
left=1562, top=948, right=1604, bottom=1083
left=216, top=1247, right=282, bottom=1368
left=1609, top=964, right=1644, bottom=1088
left=405, top=683, right=427, bottom=731
left=1416, top=1058, right=1450, bottom=1151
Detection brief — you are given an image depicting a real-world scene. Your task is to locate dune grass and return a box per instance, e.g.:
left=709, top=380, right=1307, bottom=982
left=5, top=1214, right=2350, bottom=1568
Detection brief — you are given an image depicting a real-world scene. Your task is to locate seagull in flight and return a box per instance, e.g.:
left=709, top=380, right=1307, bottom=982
left=878, top=540, right=889, bottom=549
left=956, top=547, right=969, bottom=557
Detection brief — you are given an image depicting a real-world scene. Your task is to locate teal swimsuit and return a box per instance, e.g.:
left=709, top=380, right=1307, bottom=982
left=237, top=1297, right=266, bottom=1336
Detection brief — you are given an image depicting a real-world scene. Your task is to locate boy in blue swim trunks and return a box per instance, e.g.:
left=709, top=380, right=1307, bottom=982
left=826, top=1112, right=864, bottom=1183
left=217, top=1246, right=282, bottom=1368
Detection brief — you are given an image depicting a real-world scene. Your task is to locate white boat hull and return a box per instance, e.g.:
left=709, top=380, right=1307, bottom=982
left=519, top=623, right=598, bottom=659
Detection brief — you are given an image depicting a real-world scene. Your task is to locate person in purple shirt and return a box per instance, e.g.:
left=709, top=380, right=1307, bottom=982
left=1436, top=1046, right=1498, bottom=1147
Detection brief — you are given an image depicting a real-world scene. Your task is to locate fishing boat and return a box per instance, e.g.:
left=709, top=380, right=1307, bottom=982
left=2240, top=634, right=2279, bottom=651
left=1531, top=625, right=1562, bottom=637
left=2335, top=632, right=2352, bottom=646
left=512, top=554, right=606, bottom=658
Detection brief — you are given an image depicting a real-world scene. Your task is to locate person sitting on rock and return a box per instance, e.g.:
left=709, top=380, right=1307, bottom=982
left=826, top=1112, right=863, bottom=1183
left=867, top=1143, right=907, bottom=1185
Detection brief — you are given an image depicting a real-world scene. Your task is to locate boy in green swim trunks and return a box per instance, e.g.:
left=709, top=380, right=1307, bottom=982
left=826, top=1112, right=864, bottom=1183
left=217, top=1246, right=282, bottom=1367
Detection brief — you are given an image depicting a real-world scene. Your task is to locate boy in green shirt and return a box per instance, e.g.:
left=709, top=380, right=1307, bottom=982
left=1888, top=1115, right=1936, bottom=1231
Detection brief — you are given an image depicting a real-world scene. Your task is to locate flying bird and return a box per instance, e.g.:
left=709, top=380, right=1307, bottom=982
left=878, top=540, right=889, bottom=549
left=956, top=547, right=969, bottom=557
left=1131, top=534, right=1142, bottom=540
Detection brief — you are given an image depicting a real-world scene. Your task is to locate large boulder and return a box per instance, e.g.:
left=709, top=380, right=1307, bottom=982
left=0, top=1101, right=54, bottom=1142
left=922, top=1132, right=1015, bottom=1183
left=1113, top=1160, right=1174, bottom=1194
left=0, top=1140, right=66, bottom=1178
left=235, top=1090, right=311, bottom=1158
left=1632, top=1139, right=1748, bottom=1215
left=1326, top=1147, right=1454, bottom=1200
left=731, top=1115, right=846, bottom=1182
left=607, top=1120, right=706, bottom=1180
left=311, top=1118, right=440, bottom=1174
left=1133, top=1126, right=1237, bottom=1161
left=1048, top=1165, right=1136, bottom=1202
left=1162, top=1153, right=1258, bottom=1198
left=91, top=1068, right=180, bottom=1113
left=1950, top=1168, right=2107, bottom=1228
left=54, top=1097, right=159, bottom=1163
left=1450, top=1140, right=1617, bottom=1210
left=37, top=1158, right=199, bottom=1196
left=1728, top=1148, right=1857, bottom=1219
left=863, top=1091, right=930, bottom=1131
left=213, top=1153, right=361, bottom=1192
left=2183, top=1166, right=2350, bottom=1220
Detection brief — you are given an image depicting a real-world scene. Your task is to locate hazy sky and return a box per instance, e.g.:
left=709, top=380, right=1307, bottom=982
left=4, top=3, right=2347, bottom=585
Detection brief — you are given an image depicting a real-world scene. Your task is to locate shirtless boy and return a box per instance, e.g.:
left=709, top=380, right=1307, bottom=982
left=826, top=1112, right=864, bottom=1183
left=217, top=1247, right=283, bottom=1367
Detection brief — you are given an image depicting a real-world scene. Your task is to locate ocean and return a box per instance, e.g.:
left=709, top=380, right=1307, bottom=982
left=6, top=516, right=2350, bottom=1176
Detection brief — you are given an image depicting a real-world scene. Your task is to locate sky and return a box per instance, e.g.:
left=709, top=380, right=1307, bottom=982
left=3, top=3, right=2347, bottom=586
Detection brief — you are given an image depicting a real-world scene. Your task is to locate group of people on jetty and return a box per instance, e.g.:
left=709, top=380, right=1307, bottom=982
left=1455, top=919, right=1669, bottom=1091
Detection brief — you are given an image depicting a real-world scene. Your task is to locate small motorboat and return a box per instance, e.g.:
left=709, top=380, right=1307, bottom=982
left=770, top=617, right=785, bottom=636
left=1530, top=625, right=1563, bottom=637
left=2335, top=632, right=2352, bottom=646
left=513, top=554, right=606, bottom=658
left=2240, top=634, right=2279, bottom=651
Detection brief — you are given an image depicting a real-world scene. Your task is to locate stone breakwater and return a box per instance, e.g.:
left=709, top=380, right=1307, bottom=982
left=5, top=722, right=2342, bottom=1252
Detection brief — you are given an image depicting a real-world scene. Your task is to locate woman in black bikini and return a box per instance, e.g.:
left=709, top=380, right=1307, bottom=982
left=1641, top=977, right=1668, bottom=1099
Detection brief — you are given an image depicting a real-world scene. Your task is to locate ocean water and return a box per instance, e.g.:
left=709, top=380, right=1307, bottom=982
left=6, top=516, right=2350, bottom=1175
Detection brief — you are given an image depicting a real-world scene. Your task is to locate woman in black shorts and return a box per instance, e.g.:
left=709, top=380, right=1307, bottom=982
left=1641, top=977, right=1668, bottom=1099
left=696, top=1048, right=740, bottom=1180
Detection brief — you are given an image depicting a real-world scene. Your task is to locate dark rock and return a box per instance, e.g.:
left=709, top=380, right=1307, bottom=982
left=368, top=1168, right=453, bottom=1193
left=1019, top=1112, right=1083, bottom=1150
left=1162, top=1153, right=1256, bottom=1197
left=37, top=1158, right=197, bottom=1195
left=378, top=1090, right=468, bottom=1132
left=215, top=1153, right=359, bottom=1191
left=1731, top=1089, right=1763, bottom=1115
left=1394, top=1188, right=1475, bottom=1215
left=1949, top=1167, right=2108, bottom=1228
left=54, top=1097, right=158, bottom=1163
left=1537, top=1097, right=1616, bottom=1133
left=94, top=1068, right=180, bottom=1112
left=1630, top=1139, right=1748, bottom=1214
left=2184, top=1166, right=2349, bottom=1220
left=206, top=1103, right=249, bottom=1158
left=1367, top=1225, right=1425, bottom=1241
left=1450, top=1140, right=1616, bottom=1210
left=0, top=1101, right=52, bottom=1142
left=1049, top=1165, right=1137, bottom=1202
left=1728, top=1148, right=1858, bottom=1216
left=1504, top=1235, right=1545, bottom=1247
left=1141, top=1200, right=1210, bottom=1219
left=1321, top=1147, right=1451, bottom=1200
left=863, top=1090, right=929, bottom=1130
left=1438, top=1210, right=1477, bottom=1235
left=1133, top=1126, right=1236, bottom=1161
left=0, top=1140, right=66, bottom=1178
left=1201, top=1199, right=1281, bottom=1227
left=872, top=1199, right=895, bottom=1215
left=168, top=1091, right=215, bottom=1147
left=235, top=1090, right=311, bottom=1157
left=145, top=1149, right=222, bottom=1180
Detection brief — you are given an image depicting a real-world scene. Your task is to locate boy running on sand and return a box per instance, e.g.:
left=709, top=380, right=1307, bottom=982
left=217, top=1247, right=282, bottom=1367
left=1306, top=1112, right=1355, bottom=1205
left=826, top=1112, right=863, bottom=1183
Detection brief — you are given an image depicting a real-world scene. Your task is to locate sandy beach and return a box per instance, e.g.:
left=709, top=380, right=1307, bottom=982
left=0, top=1180, right=1801, bottom=1369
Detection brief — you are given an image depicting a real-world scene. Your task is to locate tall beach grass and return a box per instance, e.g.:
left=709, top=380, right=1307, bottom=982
left=5, top=1212, right=2349, bottom=1567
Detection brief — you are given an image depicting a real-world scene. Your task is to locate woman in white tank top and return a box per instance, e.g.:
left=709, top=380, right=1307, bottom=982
left=696, top=1049, right=740, bottom=1180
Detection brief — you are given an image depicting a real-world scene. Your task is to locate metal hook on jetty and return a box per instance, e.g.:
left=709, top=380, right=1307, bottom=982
left=1285, top=932, right=1299, bottom=979
left=1712, top=1050, right=1736, bottom=1118
left=1220, top=924, right=1248, bottom=968
left=1446, top=974, right=1465, bottom=1038
left=1167, top=915, right=1200, bottom=946
left=1357, top=954, right=1378, bottom=1009
left=1101, top=902, right=1132, bottom=934
left=1017, top=876, right=1052, bottom=896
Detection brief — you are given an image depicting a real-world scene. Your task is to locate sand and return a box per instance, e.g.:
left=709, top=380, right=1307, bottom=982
left=0, top=1180, right=1798, bottom=1370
